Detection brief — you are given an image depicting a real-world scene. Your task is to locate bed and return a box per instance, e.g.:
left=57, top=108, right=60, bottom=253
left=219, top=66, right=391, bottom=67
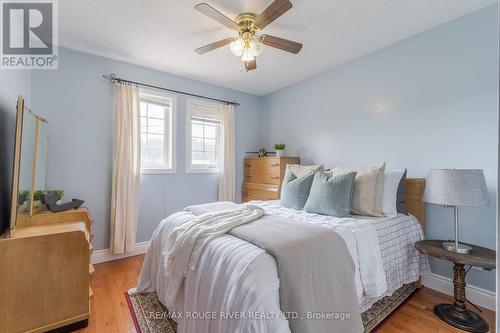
left=131, top=178, right=429, bottom=333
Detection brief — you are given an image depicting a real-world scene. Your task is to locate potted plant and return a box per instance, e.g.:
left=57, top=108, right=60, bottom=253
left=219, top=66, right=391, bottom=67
left=274, top=143, right=286, bottom=157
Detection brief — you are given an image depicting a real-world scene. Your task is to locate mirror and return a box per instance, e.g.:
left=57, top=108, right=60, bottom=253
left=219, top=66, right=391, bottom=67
left=9, top=97, right=49, bottom=231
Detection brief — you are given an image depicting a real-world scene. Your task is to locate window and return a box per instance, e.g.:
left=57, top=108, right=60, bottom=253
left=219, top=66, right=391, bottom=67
left=186, top=98, right=222, bottom=173
left=140, top=90, right=176, bottom=173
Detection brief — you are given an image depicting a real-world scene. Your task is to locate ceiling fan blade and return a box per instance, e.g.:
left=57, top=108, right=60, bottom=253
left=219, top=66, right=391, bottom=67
left=261, top=34, right=302, bottom=54
left=254, top=0, right=292, bottom=30
left=245, top=59, right=257, bottom=71
left=194, top=3, right=239, bottom=30
left=194, top=37, right=234, bottom=54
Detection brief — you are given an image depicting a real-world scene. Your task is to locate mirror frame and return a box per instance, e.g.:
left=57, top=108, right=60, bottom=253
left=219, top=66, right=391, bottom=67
left=9, top=96, right=48, bottom=234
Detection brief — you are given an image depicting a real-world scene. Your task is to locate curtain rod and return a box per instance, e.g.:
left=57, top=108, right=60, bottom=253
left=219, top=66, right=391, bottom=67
left=102, top=74, right=240, bottom=106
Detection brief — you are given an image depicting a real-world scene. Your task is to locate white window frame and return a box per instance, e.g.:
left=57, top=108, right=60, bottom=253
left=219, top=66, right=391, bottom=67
left=139, top=89, right=177, bottom=174
left=186, top=98, right=222, bottom=173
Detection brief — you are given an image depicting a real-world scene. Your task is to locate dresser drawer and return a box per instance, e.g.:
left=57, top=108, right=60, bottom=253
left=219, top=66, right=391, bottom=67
left=242, top=182, right=279, bottom=202
left=244, top=158, right=281, bottom=185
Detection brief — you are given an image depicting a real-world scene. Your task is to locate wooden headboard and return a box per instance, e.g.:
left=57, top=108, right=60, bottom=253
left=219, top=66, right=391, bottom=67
left=405, top=178, right=425, bottom=228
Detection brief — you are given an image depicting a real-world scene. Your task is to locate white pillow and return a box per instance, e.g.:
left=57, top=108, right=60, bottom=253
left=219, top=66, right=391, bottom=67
left=382, top=170, right=406, bottom=217
left=331, top=162, right=386, bottom=217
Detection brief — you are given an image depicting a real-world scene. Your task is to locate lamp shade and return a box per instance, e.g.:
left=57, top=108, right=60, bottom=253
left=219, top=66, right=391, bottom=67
left=424, top=169, right=489, bottom=207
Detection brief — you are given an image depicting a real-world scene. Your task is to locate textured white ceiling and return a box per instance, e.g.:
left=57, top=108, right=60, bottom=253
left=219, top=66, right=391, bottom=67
left=59, top=0, right=496, bottom=95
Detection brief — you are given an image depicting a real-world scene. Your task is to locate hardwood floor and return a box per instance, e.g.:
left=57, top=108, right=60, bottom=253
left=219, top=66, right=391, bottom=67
left=78, top=255, right=496, bottom=333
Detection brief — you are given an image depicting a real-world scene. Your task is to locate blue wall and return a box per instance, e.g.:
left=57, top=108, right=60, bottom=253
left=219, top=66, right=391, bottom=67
left=262, top=6, right=498, bottom=291
left=31, top=48, right=264, bottom=250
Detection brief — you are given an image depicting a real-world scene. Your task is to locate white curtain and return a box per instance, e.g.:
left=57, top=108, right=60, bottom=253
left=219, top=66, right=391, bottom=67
left=110, top=83, right=141, bottom=254
left=218, top=103, right=236, bottom=202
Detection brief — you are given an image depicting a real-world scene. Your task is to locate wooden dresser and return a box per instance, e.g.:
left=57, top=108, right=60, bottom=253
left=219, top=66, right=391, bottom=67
left=242, top=156, right=299, bottom=202
left=0, top=208, right=94, bottom=332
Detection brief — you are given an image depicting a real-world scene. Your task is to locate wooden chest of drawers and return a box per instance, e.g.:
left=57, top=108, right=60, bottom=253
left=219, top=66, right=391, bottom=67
left=242, top=156, right=299, bottom=202
left=1, top=208, right=95, bottom=332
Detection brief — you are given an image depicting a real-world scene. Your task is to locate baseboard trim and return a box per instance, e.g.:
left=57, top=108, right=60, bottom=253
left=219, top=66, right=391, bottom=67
left=422, top=273, right=496, bottom=311
left=91, top=241, right=150, bottom=264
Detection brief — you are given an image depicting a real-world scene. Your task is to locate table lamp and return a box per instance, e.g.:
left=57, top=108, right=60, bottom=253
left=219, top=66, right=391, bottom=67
left=424, top=169, right=489, bottom=254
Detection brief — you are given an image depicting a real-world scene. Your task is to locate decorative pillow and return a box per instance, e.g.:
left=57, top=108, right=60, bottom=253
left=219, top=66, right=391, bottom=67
left=286, top=164, right=324, bottom=178
left=280, top=169, right=315, bottom=210
left=304, top=171, right=357, bottom=217
left=381, top=169, right=406, bottom=217
left=330, top=162, right=386, bottom=217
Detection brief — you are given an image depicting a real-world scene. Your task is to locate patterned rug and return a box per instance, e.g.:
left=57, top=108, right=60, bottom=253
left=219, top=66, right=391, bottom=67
left=125, top=283, right=416, bottom=333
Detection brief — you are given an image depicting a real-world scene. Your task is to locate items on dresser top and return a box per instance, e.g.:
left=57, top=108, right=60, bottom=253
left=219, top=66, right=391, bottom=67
left=242, top=156, right=300, bottom=202
left=41, top=191, right=85, bottom=212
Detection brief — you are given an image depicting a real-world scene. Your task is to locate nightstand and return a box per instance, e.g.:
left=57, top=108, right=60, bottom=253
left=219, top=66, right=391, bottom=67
left=415, top=240, right=495, bottom=333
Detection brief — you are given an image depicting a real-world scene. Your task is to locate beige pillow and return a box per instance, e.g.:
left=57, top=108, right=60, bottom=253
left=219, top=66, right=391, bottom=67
left=331, top=162, right=386, bottom=217
left=286, top=164, right=324, bottom=178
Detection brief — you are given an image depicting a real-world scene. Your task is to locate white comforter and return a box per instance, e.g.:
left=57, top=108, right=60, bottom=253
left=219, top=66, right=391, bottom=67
left=131, top=201, right=396, bottom=333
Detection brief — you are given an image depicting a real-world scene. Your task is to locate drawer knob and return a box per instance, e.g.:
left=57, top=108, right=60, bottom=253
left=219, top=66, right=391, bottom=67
left=271, top=176, right=279, bottom=179
left=271, top=163, right=280, bottom=167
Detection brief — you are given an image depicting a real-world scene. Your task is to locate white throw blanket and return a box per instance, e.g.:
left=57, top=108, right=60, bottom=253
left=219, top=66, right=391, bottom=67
left=132, top=203, right=264, bottom=308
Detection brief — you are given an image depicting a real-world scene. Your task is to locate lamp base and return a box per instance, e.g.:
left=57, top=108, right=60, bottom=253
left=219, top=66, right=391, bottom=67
left=434, top=304, right=489, bottom=333
left=442, top=241, right=472, bottom=254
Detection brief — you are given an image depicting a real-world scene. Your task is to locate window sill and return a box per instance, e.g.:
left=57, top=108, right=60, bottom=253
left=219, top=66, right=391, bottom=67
left=141, top=168, right=176, bottom=175
left=185, top=168, right=220, bottom=174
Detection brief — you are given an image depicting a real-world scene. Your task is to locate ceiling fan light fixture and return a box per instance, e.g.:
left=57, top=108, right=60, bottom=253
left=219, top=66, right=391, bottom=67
left=229, top=38, right=245, bottom=56
left=241, top=47, right=255, bottom=62
left=194, top=1, right=302, bottom=72
left=249, top=38, right=264, bottom=56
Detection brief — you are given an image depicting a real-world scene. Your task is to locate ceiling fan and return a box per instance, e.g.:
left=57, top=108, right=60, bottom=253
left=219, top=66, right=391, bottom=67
left=194, top=0, right=303, bottom=72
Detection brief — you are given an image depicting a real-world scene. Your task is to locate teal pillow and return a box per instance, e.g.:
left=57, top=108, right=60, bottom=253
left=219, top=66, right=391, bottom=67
left=280, top=170, right=315, bottom=210
left=304, top=171, right=357, bottom=217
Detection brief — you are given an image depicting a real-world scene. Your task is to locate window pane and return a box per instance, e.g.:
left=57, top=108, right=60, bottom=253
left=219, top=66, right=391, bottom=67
left=192, top=151, right=205, bottom=165
left=141, top=133, right=148, bottom=162
left=146, top=148, right=163, bottom=165
left=205, top=151, right=216, bottom=166
left=148, top=133, right=163, bottom=150
left=204, top=138, right=216, bottom=152
left=192, top=137, right=203, bottom=151
left=192, top=122, right=203, bottom=137
left=204, top=124, right=217, bottom=139
left=148, top=118, right=164, bottom=135
left=140, top=102, right=147, bottom=116
left=148, top=104, right=164, bottom=119
left=140, top=94, right=175, bottom=170
left=188, top=103, right=221, bottom=170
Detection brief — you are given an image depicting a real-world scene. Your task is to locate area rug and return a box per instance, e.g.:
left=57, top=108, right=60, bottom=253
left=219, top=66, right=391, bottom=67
left=125, top=283, right=416, bottom=333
